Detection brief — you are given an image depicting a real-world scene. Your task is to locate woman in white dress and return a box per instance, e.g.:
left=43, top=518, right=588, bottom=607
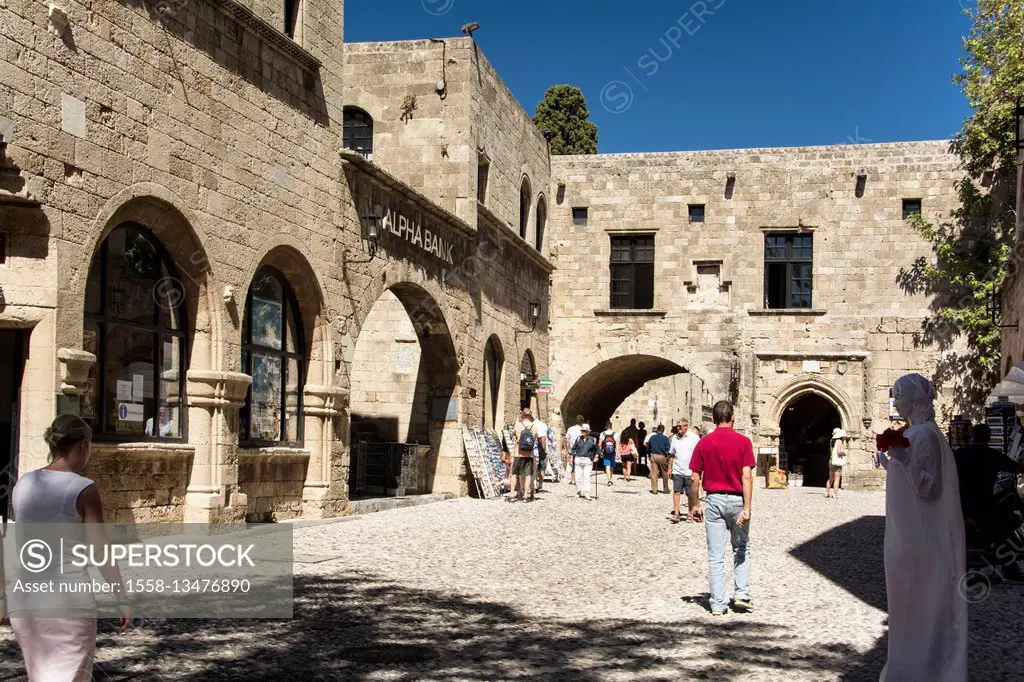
left=875, top=374, right=967, bottom=681
left=4, top=414, right=131, bottom=681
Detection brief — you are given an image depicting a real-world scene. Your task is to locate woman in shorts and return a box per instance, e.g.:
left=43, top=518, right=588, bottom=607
left=619, top=432, right=637, bottom=482
left=826, top=427, right=847, bottom=498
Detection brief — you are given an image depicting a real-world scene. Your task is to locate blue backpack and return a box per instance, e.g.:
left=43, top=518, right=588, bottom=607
left=517, top=424, right=536, bottom=451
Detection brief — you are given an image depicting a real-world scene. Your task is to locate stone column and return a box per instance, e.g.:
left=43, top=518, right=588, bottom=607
left=184, top=370, right=252, bottom=525
left=302, top=383, right=349, bottom=518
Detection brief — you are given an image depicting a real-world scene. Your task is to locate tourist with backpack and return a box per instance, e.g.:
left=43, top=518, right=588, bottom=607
left=509, top=408, right=539, bottom=502
left=599, top=422, right=618, bottom=487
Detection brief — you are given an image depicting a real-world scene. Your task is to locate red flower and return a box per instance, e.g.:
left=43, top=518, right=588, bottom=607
left=876, top=427, right=910, bottom=453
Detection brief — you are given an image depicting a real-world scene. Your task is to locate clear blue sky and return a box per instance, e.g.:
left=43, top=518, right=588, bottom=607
left=345, top=1, right=975, bottom=153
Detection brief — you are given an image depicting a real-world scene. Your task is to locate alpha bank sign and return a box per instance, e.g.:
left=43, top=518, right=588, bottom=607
left=374, top=202, right=457, bottom=265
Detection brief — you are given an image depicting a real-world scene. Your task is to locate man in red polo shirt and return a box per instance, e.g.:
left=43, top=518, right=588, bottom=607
left=690, top=400, right=755, bottom=616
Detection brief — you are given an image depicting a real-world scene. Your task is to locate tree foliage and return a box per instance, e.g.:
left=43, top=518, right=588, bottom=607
left=533, top=85, right=598, bottom=155
left=902, top=0, right=1022, bottom=415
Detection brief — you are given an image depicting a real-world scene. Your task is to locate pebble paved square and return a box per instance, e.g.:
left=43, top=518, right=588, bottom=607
left=2, top=479, right=1023, bottom=680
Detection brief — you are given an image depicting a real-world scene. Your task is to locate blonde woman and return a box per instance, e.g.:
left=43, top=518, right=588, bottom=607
left=5, top=414, right=131, bottom=681
left=826, top=427, right=847, bottom=498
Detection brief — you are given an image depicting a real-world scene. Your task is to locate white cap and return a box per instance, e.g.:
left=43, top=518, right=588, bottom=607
left=832, top=428, right=847, bottom=440
left=581, top=423, right=591, bottom=431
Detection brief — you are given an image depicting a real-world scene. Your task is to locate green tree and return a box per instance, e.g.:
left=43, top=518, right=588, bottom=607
left=533, top=85, right=598, bottom=155
left=902, top=0, right=1023, bottom=415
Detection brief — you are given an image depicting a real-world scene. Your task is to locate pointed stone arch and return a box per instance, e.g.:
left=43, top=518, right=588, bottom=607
left=765, top=374, right=861, bottom=437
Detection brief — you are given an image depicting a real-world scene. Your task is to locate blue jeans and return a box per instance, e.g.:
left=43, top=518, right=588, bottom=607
left=704, top=493, right=751, bottom=612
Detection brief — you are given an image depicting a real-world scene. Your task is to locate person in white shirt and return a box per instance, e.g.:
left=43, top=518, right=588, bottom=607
left=669, top=418, right=701, bottom=522
left=564, top=414, right=585, bottom=486
left=533, top=417, right=548, bottom=492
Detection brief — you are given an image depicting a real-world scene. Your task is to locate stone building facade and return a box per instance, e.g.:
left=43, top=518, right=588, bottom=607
left=547, top=143, right=963, bottom=488
left=0, top=0, right=970, bottom=525
left=0, top=1, right=550, bottom=524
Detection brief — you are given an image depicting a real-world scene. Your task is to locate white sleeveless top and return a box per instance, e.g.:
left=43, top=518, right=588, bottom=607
left=12, top=468, right=94, bottom=522
left=9, top=469, right=96, bottom=614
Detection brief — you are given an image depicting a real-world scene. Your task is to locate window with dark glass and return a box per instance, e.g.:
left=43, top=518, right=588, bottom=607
left=902, top=198, right=922, bottom=220
left=477, top=156, right=489, bottom=203
left=520, top=177, right=532, bottom=239
left=764, top=233, right=813, bottom=309
left=284, top=0, right=300, bottom=39
left=609, top=235, right=655, bottom=309
left=343, top=107, right=373, bottom=161
left=572, top=207, right=588, bottom=226
left=536, top=198, right=546, bottom=251
left=83, top=223, right=186, bottom=440
left=688, top=204, right=705, bottom=223
left=0, top=231, right=7, bottom=264
left=241, top=268, right=305, bottom=445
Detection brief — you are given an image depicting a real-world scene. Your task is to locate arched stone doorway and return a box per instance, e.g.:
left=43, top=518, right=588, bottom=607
left=349, top=283, right=459, bottom=497
left=560, top=354, right=702, bottom=434
left=520, top=350, right=538, bottom=414
left=779, top=393, right=842, bottom=487
left=483, top=336, right=504, bottom=430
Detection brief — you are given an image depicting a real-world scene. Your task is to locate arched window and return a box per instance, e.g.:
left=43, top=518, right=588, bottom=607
left=535, top=196, right=547, bottom=252
left=343, top=107, right=374, bottom=161
left=519, top=176, right=532, bottom=240
left=83, top=223, right=186, bottom=440
left=241, top=268, right=305, bottom=445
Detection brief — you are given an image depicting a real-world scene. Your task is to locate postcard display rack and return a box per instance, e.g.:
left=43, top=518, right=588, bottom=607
left=461, top=425, right=511, bottom=498
left=985, top=402, right=1017, bottom=458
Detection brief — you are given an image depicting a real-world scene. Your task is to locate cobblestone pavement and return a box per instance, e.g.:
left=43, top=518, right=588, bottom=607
left=2, top=476, right=1023, bottom=680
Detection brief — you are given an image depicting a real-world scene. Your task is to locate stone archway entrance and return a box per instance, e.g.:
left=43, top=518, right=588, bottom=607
left=779, top=393, right=841, bottom=487
left=560, top=354, right=708, bottom=435
left=349, top=283, right=459, bottom=497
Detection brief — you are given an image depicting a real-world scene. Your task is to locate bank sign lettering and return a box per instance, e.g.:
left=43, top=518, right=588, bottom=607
left=377, top=204, right=456, bottom=265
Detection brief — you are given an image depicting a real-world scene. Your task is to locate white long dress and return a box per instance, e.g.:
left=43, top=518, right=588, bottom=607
left=881, top=375, right=967, bottom=681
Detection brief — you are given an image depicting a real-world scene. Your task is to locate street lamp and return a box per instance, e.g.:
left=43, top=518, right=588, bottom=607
left=345, top=204, right=384, bottom=263
left=515, top=301, right=542, bottom=337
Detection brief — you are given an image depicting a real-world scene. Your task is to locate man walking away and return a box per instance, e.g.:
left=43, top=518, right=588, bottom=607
left=637, top=421, right=649, bottom=461
left=565, top=415, right=585, bottom=487
left=647, top=425, right=672, bottom=495
left=691, top=401, right=755, bottom=615
left=572, top=424, right=599, bottom=500
left=510, top=408, right=538, bottom=502
left=670, top=419, right=701, bottom=522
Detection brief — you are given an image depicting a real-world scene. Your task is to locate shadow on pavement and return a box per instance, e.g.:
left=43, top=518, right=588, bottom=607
left=0, top=572, right=871, bottom=681
left=789, top=514, right=887, bottom=612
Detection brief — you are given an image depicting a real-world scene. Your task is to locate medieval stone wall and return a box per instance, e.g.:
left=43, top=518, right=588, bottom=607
left=548, top=142, right=964, bottom=488
left=1, top=1, right=552, bottom=522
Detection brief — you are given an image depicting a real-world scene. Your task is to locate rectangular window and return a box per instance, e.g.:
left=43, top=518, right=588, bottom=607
left=764, top=233, right=813, bottom=309
left=477, top=157, right=489, bottom=203
left=572, top=207, right=588, bottom=226
left=0, top=231, right=6, bottom=265
left=610, top=235, right=655, bottom=309
left=902, top=199, right=922, bottom=220
left=688, top=204, right=705, bottom=223
left=284, top=0, right=300, bottom=39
